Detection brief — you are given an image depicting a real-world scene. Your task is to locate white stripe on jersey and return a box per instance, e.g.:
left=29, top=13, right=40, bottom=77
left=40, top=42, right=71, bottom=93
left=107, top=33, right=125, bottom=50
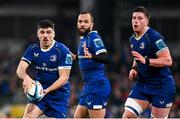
left=22, top=57, right=31, bottom=64
left=96, top=49, right=107, bottom=55
left=58, top=66, right=71, bottom=69
left=156, top=47, right=168, bottom=55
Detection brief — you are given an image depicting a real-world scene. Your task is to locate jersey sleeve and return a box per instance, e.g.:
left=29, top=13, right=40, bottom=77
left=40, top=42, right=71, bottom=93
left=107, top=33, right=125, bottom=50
left=91, top=34, right=107, bottom=55
left=58, top=45, right=73, bottom=69
left=22, top=45, right=34, bottom=64
left=151, top=33, right=168, bottom=55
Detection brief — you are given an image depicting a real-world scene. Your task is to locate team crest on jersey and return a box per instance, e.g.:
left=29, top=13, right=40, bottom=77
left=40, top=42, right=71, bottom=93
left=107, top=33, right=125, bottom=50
left=65, top=54, right=72, bottom=64
left=34, top=52, right=39, bottom=57
left=50, top=55, right=57, bottom=62
left=140, top=42, right=145, bottom=49
left=93, top=38, right=104, bottom=48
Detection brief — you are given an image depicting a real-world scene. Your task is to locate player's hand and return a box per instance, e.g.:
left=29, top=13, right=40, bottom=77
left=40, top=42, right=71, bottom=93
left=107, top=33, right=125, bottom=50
left=129, top=69, right=137, bottom=81
left=82, top=42, right=92, bottom=59
left=131, top=51, right=146, bottom=64
left=22, top=77, right=35, bottom=94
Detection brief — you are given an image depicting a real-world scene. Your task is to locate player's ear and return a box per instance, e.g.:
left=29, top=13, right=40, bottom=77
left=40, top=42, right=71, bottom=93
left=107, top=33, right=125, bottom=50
left=37, top=30, right=39, bottom=37
left=145, top=17, right=149, bottom=26
left=90, top=22, right=94, bottom=31
left=53, top=30, right=55, bottom=37
left=147, top=19, right=149, bottom=26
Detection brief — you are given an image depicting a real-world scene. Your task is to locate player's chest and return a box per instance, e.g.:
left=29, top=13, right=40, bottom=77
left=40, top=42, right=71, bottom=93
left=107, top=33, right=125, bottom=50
left=32, top=51, right=59, bottom=66
left=131, top=39, right=151, bottom=55
left=78, top=39, right=92, bottom=55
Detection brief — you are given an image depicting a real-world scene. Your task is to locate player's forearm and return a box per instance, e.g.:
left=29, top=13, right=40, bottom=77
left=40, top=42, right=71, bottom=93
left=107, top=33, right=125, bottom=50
left=16, top=63, right=30, bottom=80
left=46, top=76, right=69, bottom=93
left=16, top=69, right=31, bottom=80
left=132, top=60, right=137, bottom=67
left=149, top=57, right=172, bottom=67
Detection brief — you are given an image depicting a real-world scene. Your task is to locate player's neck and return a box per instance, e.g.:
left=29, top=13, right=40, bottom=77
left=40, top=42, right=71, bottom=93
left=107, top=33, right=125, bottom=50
left=135, top=27, right=149, bottom=40
left=40, top=40, right=55, bottom=52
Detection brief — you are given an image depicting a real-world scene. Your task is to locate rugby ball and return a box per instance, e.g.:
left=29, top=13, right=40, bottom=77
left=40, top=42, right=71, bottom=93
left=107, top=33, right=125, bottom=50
left=26, top=81, right=44, bottom=101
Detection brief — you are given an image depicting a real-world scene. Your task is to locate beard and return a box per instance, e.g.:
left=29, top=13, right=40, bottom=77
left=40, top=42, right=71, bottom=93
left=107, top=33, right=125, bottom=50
left=78, top=27, right=91, bottom=36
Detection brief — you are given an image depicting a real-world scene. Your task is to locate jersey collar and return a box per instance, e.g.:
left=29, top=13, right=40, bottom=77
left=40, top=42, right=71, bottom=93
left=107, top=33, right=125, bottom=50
left=80, top=30, right=98, bottom=40
left=134, top=27, right=149, bottom=40
left=89, top=30, right=97, bottom=33
left=41, top=40, right=56, bottom=52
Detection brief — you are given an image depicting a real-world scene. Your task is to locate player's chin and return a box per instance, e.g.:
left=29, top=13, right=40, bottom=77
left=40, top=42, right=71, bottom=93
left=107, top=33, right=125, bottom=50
left=130, top=78, right=136, bottom=81
left=43, top=43, right=50, bottom=47
left=80, top=30, right=86, bottom=34
left=129, top=75, right=136, bottom=81
left=133, top=28, right=139, bottom=32
left=79, top=31, right=86, bottom=36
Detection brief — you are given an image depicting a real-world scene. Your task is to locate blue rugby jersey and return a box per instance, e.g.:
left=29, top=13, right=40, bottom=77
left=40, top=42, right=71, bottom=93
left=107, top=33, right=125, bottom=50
left=22, top=40, right=72, bottom=95
left=77, top=31, right=107, bottom=82
left=129, top=28, right=175, bottom=88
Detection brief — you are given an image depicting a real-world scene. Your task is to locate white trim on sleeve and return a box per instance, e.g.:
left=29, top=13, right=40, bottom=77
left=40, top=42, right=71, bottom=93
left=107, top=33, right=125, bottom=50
left=95, top=49, right=107, bottom=55
left=58, top=66, right=71, bottom=69
left=22, top=57, right=31, bottom=64
left=156, top=47, right=168, bottom=55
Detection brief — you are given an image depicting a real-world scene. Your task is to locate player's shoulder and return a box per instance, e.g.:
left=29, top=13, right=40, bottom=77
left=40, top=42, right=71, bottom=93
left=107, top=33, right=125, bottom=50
left=129, top=34, right=134, bottom=40
left=129, top=34, right=135, bottom=43
left=89, top=30, right=101, bottom=39
left=146, top=27, right=164, bottom=40
left=89, top=30, right=104, bottom=45
left=26, top=42, right=39, bottom=51
left=53, top=41, right=69, bottom=53
left=54, top=41, right=68, bottom=49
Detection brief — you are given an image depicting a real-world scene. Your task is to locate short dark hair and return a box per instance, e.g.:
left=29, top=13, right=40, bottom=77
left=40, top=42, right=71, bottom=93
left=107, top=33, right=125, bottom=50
left=132, top=6, right=151, bottom=19
left=37, top=19, right=55, bottom=30
left=79, top=11, right=94, bottom=22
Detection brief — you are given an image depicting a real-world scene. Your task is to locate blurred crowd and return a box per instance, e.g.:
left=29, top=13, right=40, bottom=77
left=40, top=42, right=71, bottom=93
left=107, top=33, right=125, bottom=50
left=0, top=40, right=180, bottom=118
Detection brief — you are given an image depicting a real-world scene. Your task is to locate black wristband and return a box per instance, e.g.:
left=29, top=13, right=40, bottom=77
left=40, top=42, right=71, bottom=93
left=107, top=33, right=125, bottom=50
left=91, top=53, right=110, bottom=64
left=145, top=57, right=150, bottom=65
left=76, top=55, right=79, bottom=61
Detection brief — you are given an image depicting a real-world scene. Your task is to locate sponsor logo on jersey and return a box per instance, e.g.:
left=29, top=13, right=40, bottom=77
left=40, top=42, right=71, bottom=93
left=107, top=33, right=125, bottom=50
left=87, top=101, right=93, bottom=105
left=43, top=63, right=47, bottom=67
left=35, top=66, right=58, bottom=71
left=78, top=55, right=85, bottom=59
left=34, top=53, right=39, bottom=57
left=103, top=101, right=107, bottom=106
left=159, top=100, right=165, bottom=105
